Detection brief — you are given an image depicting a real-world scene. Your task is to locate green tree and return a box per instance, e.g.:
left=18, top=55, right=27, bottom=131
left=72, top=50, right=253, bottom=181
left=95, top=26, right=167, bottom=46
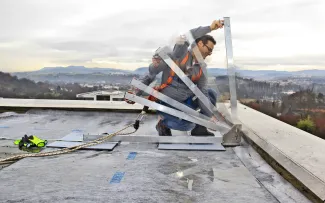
left=297, top=116, right=315, bottom=134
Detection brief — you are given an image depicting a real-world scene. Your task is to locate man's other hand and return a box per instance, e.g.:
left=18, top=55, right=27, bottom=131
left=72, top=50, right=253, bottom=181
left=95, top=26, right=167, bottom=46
left=152, top=57, right=161, bottom=68
left=210, top=19, right=224, bottom=30
left=210, top=115, right=219, bottom=124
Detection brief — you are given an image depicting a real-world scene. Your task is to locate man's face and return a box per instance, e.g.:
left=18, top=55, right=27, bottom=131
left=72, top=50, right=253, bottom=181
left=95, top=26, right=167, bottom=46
left=197, top=40, right=214, bottom=59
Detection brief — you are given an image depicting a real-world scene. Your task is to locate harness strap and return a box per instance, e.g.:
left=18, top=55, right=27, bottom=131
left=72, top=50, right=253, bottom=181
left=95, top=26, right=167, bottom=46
left=149, top=52, right=202, bottom=101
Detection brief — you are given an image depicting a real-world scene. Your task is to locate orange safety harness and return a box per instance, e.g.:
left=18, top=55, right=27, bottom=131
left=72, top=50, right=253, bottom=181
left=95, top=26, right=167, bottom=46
left=148, top=52, right=203, bottom=101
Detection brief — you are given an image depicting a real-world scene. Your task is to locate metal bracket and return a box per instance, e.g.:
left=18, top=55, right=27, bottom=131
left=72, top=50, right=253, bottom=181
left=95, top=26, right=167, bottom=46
left=222, top=124, right=242, bottom=146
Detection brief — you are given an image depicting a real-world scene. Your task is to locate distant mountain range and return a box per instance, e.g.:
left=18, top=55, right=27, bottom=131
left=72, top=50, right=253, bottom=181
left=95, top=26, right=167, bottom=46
left=27, top=66, right=132, bottom=74
left=8, top=66, right=325, bottom=85
left=12, top=65, right=325, bottom=76
left=207, top=68, right=325, bottom=79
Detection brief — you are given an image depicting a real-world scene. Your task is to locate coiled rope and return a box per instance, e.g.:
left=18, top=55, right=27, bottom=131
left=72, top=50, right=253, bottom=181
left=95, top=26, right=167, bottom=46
left=0, top=115, right=141, bottom=165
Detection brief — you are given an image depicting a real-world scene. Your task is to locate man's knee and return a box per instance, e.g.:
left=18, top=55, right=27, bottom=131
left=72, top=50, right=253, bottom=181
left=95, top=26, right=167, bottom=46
left=163, top=118, right=196, bottom=131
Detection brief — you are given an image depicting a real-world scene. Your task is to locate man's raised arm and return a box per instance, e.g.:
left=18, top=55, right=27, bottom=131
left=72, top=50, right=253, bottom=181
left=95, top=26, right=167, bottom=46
left=172, top=19, right=223, bottom=59
left=135, top=55, right=167, bottom=96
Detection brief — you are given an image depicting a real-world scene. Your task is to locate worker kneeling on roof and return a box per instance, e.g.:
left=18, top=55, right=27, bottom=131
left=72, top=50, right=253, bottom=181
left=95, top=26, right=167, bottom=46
left=126, top=19, right=224, bottom=136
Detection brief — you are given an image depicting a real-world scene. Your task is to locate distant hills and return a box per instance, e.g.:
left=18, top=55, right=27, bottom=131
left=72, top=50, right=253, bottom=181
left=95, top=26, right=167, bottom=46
left=11, top=66, right=138, bottom=84
left=133, top=67, right=149, bottom=75
left=8, top=66, right=325, bottom=85
left=207, top=68, right=325, bottom=79
left=0, top=71, right=104, bottom=99
left=26, top=66, right=132, bottom=74
left=12, top=65, right=325, bottom=76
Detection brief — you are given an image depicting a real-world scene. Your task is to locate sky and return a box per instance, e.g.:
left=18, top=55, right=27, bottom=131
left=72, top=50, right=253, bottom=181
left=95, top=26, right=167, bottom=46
left=0, top=0, right=325, bottom=72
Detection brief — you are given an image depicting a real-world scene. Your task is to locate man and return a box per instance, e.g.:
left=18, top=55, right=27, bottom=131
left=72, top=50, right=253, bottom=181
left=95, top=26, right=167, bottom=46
left=127, top=19, right=224, bottom=136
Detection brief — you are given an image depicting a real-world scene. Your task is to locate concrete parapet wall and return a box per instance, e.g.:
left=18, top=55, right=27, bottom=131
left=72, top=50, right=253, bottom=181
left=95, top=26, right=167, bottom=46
left=225, top=102, right=325, bottom=203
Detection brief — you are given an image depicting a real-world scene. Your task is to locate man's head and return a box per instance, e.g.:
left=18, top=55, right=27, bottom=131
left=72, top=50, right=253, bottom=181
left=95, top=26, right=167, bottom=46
left=195, top=35, right=216, bottom=59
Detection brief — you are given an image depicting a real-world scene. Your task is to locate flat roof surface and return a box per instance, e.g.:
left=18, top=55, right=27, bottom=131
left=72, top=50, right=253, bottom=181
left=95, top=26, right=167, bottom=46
left=0, top=110, right=310, bottom=203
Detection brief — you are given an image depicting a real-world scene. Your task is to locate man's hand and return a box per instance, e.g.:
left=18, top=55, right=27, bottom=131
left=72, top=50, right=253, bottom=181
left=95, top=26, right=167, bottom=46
left=175, top=34, right=187, bottom=45
left=210, top=19, right=224, bottom=30
left=210, top=115, right=219, bottom=123
left=207, top=115, right=220, bottom=131
left=152, top=56, right=161, bottom=68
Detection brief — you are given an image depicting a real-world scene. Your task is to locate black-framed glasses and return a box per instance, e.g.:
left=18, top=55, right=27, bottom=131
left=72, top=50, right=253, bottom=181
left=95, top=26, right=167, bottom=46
left=204, top=44, right=213, bottom=53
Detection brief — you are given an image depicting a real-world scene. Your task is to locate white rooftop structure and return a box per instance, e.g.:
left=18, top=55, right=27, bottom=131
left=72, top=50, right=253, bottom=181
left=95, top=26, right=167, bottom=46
left=76, top=90, right=125, bottom=101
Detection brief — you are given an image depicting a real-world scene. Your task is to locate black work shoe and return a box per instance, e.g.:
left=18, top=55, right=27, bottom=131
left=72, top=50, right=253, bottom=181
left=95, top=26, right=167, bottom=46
left=191, top=125, right=214, bottom=136
left=155, top=120, right=172, bottom=136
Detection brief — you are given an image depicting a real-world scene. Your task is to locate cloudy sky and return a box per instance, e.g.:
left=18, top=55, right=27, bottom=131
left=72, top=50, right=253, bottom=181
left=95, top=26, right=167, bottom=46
left=1, top=0, right=325, bottom=72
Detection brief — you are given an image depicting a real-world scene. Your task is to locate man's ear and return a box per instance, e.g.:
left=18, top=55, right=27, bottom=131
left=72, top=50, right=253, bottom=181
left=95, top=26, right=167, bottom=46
left=197, top=40, right=203, bottom=47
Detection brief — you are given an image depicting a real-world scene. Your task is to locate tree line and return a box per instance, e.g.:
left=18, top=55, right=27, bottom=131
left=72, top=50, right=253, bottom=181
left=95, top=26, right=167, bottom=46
left=0, top=72, right=106, bottom=99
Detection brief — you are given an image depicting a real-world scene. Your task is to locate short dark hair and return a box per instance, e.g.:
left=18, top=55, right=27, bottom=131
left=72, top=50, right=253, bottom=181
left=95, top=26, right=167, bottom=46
left=195, top=35, right=216, bottom=45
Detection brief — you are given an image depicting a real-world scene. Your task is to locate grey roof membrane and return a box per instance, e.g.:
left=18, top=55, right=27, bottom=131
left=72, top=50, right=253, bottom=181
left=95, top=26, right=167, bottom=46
left=0, top=110, right=311, bottom=203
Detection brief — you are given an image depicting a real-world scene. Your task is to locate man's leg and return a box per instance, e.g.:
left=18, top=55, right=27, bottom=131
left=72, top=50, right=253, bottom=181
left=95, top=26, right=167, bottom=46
left=155, top=100, right=196, bottom=136
left=191, top=88, right=217, bottom=136
left=155, top=114, right=172, bottom=136
left=159, top=111, right=196, bottom=131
